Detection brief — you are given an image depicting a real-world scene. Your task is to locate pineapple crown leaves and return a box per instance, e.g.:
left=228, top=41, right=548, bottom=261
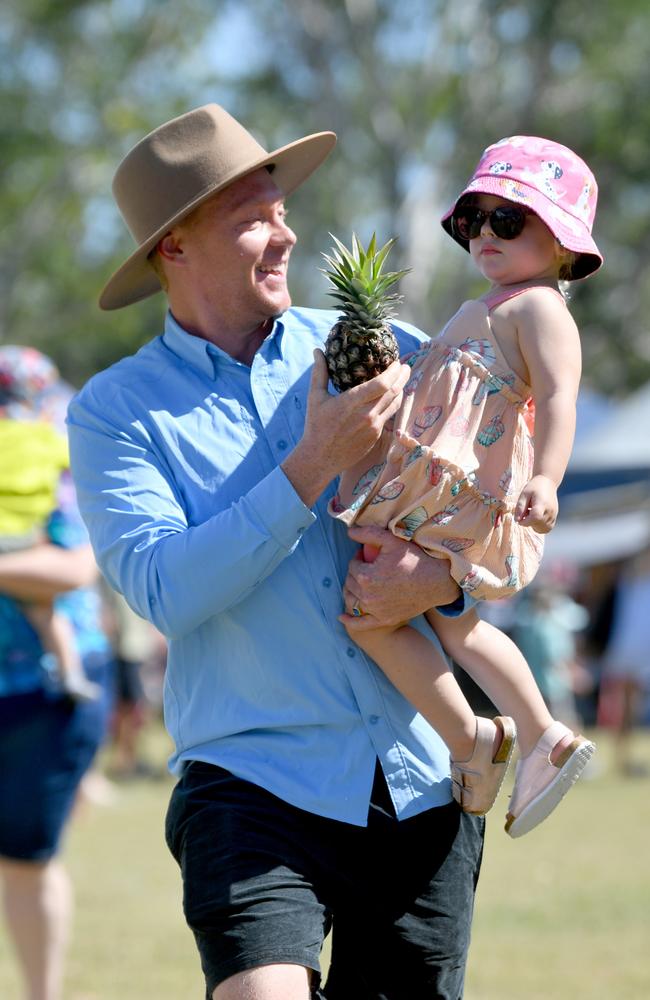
left=321, top=232, right=411, bottom=320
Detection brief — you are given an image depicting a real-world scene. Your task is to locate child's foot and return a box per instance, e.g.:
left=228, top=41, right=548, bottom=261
left=61, top=672, right=102, bottom=703
left=451, top=716, right=517, bottom=815
left=505, top=721, right=595, bottom=838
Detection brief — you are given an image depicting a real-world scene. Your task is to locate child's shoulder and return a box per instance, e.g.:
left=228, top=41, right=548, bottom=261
left=481, top=282, right=567, bottom=315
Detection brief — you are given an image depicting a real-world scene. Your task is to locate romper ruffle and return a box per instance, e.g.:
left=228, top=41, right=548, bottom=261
left=330, top=297, right=546, bottom=601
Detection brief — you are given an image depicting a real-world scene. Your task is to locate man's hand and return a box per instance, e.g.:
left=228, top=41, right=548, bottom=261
left=514, top=475, right=558, bottom=532
left=282, top=350, right=410, bottom=509
left=341, top=525, right=460, bottom=631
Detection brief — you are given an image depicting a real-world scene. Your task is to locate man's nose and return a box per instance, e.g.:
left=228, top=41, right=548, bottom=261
left=273, top=217, right=297, bottom=246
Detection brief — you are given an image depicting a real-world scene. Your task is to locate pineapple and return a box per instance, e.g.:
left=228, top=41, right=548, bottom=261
left=322, top=232, right=410, bottom=392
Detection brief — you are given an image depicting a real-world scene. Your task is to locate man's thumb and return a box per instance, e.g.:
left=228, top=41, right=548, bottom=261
left=311, top=348, right=330, bottom=391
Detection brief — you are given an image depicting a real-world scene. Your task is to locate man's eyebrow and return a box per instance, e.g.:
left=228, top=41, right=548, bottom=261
left=221, top=189, right=285, bottom=215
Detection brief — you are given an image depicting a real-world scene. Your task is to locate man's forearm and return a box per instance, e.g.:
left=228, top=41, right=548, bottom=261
left=0, top=544, right=98, bottom=601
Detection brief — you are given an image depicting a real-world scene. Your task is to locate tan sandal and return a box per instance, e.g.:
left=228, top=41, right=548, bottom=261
left=451, top=716, right=517, bottom=815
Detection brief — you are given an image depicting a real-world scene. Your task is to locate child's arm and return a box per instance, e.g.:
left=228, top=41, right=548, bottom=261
left=514, top=289, right=582, bottom=532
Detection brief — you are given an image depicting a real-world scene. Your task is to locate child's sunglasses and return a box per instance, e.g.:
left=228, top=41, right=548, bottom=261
left=451, top=203, right=530, bottom=242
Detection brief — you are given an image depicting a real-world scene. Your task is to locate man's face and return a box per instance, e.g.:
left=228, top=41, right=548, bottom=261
left=174, top=168, right=297, bottom=331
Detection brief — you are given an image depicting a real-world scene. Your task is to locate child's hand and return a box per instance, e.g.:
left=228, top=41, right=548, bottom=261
left=514, top=475, right=559, bottom=533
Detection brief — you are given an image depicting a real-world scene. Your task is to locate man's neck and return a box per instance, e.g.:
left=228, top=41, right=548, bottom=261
left=170, top=308, right=274, bottom=366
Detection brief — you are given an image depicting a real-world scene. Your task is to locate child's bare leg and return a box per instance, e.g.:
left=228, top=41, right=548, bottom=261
left=433, top=606, right=596, bottom=836
left=24, top=601, right=81, bottom=675
left=431, top=609, right=561, bottom=756
left=348, top=617, right=515, bottom=814
left=347, top=619, right=500, bottom=761
left=23, top=601, right=100, bottom=702
left=431, top=609, right=556, bottom=756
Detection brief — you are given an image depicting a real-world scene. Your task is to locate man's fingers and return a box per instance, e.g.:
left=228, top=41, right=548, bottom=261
left=345, top=360, right=409, bottom=404
left=339, top=611, right=380, bottom=631
left=347, top=524, right=391, bottom=547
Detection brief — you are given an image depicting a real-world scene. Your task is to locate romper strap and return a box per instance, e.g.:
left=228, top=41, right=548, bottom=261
left=483, top=285, right=566, bottom=312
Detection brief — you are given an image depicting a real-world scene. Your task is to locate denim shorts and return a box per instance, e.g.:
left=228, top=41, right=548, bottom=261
left=0, top=654, right=112, bottom=861
left=165, top=760, right=485, bottom=999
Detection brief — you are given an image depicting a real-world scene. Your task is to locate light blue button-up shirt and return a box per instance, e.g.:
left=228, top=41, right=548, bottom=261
left=67, top=306, right=456, bottom=825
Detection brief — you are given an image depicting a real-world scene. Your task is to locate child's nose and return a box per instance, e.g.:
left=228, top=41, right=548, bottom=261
left=480, top=216, right=495, bottom=237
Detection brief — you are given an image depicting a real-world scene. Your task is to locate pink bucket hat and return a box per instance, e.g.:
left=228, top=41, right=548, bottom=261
left=441, top=135, right=603, bottom=279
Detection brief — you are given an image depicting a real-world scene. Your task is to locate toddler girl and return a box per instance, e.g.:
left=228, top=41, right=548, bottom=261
left=330, top=136, right=600, bottom=837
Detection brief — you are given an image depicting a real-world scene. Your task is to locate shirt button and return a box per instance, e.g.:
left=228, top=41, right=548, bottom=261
left=346, top=647, right=356, bottom=658
left=277, top=439, right=287, bottom=450
left=368, top=714, right=380, bottom=725
left=322, top=577, right=332, bottom=588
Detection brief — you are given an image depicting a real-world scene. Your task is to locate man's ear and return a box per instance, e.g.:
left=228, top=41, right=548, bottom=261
left=157, top=230, right=184, bottom=264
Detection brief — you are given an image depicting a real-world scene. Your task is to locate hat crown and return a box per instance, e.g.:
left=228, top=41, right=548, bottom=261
left=470, top=135, right=598, bottom=231
left=112, top=104, right=269, bottom=244
left=0, top=345, right=59, bottom=403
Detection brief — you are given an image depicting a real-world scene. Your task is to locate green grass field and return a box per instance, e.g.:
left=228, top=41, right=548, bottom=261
left=1, top=726, right=649, bottom=999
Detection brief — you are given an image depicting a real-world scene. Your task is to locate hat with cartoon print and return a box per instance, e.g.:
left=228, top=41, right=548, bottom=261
left=0, top=345, right=73, bottom=431
left=441, top=135, right=603, bottom=279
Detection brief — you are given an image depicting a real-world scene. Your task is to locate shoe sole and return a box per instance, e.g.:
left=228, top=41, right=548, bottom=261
left=505, top=738, right=596, bottom=838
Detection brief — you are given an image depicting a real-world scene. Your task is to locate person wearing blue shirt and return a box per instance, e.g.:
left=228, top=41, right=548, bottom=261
left=67, top=103, right=484, bottom=1000
left=0, top=347, right=114, bottom=1000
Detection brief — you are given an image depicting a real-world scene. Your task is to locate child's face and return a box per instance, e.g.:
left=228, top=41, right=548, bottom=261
left=467, top=194, right=561, bottom=286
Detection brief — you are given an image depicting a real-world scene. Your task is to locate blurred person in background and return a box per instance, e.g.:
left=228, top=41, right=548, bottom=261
left=599, top=547, right=650, bottom=776
left=102, top=581, right=167, bottom=780
left=0, top=346, right=100, bottom=703
left=0, top=346, right=114, bottom=1000
left=509, top=568, right=590, bottom=735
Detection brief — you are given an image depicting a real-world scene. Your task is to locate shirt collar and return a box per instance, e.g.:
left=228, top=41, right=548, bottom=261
left=162, top=310, right=287, bottom=378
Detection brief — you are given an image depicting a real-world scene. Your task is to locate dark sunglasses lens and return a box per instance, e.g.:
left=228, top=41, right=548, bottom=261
left=491, top=207, right=526, bottom=240
left=452, top=205, right=527, bottom=241
left=452, top=206, right=482, bottom=241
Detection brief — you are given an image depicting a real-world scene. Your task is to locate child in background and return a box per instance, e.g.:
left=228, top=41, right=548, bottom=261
left=0, top=346, right=100, bottom=702
left=332, top=136, right=599, bottom=837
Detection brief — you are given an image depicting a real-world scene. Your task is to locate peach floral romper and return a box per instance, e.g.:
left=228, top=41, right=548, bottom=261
left=329, top=286, right=563, bottom=600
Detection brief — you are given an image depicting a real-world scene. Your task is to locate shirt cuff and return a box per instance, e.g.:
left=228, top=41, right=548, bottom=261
left=251, top=464, right=316, bottom=549
left=436, top=592, right=476, bottom=617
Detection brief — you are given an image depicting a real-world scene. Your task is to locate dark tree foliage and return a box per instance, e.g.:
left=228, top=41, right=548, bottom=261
left=2, top=0, right=649, bottom=396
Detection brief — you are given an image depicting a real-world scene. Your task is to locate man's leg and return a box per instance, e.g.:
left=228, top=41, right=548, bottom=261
left=214, top=964, right=313, bottom=999
left=323, top=765, right=484, bottom=1000
left=165, top=763, right=331, bottom=1000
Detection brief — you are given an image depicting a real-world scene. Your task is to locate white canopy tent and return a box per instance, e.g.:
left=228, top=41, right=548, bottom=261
left=542, top=383, right=650, bottom=567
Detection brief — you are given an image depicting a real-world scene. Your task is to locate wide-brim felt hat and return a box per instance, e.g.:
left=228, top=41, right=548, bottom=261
left=440, top=135, right=603, bottom=280
left=99, top=103, right=337, bottom=310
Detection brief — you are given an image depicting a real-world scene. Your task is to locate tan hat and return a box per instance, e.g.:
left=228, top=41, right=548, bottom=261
left=99, top=103, right=337, bottom=310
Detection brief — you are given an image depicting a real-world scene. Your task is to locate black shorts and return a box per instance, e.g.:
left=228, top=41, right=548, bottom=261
left=165, top=760, right=484, bottom=999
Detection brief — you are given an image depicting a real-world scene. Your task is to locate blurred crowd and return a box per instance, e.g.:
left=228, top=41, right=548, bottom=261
left=475, top=549, right=650, bottom=778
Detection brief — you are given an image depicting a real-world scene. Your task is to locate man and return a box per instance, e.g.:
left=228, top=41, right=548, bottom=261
left=67, top=103, right=484, bottom=1000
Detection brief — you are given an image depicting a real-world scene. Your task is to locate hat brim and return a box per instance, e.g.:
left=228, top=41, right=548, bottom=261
left=441, top=175, right=603, bottom=280
left=99, top=130, right=336, bottom=310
